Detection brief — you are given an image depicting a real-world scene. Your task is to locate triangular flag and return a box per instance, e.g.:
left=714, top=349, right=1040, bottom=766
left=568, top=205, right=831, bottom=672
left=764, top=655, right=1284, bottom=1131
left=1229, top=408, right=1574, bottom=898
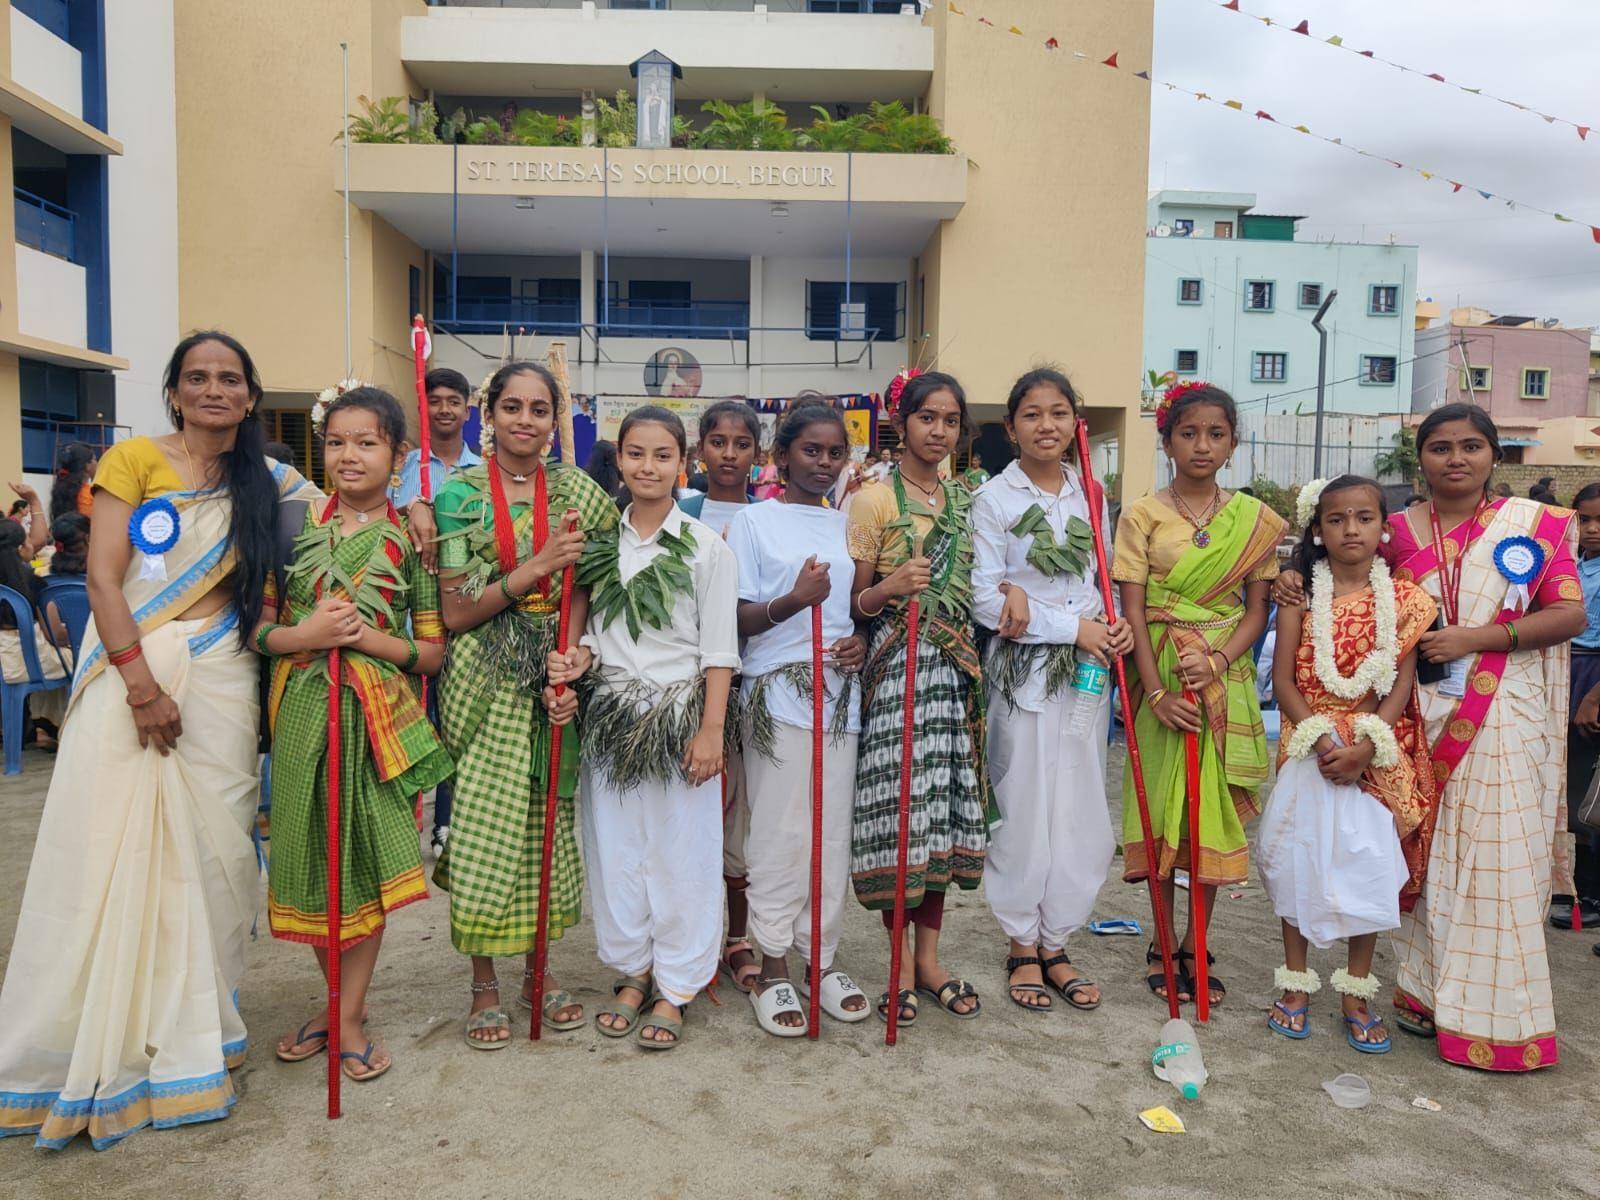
left=1389, top=160, right=1403, bottom=169
left=1293, top=125, right=1310, bottom=133
left=1462, top=87, right=1481, bottom=94
left=978, top=16, right=994, bottom=25
left=1045, top=37, right=1059, bottom=49
left=1255, top=110, right=1276, bottom=122
left=1477, top=190, right=1492, bottom=199
left=1195, top=92, right=1210, bottom=100
left=1426, top=73, right=1446, bottom=82
left=1543, top=114, right=1556, bottom=123
left=1223, top=99, right=1243, bottom=110
left=1008, top=25, right=1023, bottom=35
left=1330, top=137, right=1342, bottom=145
left=1102, top=52, right=1119, bottom=67
left=1505, top=201, right=1516, bottom=210
left=1223, top=0, right=1240, bottom=9
left=1326, top=34, right=1343, bottom=46
left=1579, top=126, right=1590, bottom=141
left=1592, top=226, right=1600, bottom=245
left=1451, top=182, right=1463, bottom=193
left=948, top=1, right=963, bottom=12
left=1259, top=16, right=1273, bottom=25
left=1135, top=70, right=1151, bottom=80
left=1555, top=213, right=1573, bottom=222
left=1420, top=171, right=1433, bottom=180
left=1292, top=20, right=1309, bottom=34
left=1360, top=50, right=1374, bottom=57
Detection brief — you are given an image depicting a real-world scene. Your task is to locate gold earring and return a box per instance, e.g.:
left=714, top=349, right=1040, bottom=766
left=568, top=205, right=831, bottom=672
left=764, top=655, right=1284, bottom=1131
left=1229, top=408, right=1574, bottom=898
left=390, top=470, right=402, bottom=490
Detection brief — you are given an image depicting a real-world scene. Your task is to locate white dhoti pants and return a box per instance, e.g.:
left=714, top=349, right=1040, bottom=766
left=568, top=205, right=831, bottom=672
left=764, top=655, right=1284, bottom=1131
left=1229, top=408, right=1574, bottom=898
left=984, top=688, right=1114, bottom=949
left=741, top=723, right=859, bottom=967
left=581, top=771, right=724, bottom=1007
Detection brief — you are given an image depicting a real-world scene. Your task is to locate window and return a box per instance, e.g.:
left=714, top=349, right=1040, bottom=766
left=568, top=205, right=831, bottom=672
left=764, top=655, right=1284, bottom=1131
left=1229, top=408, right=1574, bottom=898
left=1172, top=219, right=1194, bottom=237
left=1298, top=283, right=1323, bottom=309
left=1244, top=281, right=1275, bottom=311
left=1462, top=365, right=1491, bottom=392
left=1522, top=367, right=1551, bottom=399
left=1213, top=221, right=1233, bottom=239
left=1369, top=284, right=1399, bottom=315
left=1175, top=349, right=1199, bottom=374
left=1361, top=355, right=1397, bottom=385
left=1251, top=352, right=1287, bottom=383
left=807, top=1, right=907, bottom=11
left=806, top=281, right=905, bottom=341
left=1177, top=278, right=1202, bottom=305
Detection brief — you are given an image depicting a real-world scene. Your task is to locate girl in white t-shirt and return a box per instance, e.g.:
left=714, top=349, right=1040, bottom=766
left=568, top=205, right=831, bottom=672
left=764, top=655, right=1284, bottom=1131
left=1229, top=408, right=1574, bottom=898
left=726, top=404, right=870, bottom=1036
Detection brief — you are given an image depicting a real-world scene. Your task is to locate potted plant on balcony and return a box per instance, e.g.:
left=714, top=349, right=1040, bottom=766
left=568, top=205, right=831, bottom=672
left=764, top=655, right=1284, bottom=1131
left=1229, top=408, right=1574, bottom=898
left=798, top=107, right=868, bottom=152
left=693, top=99, right=795, bottom=151
left=594, top=90, right=638, bottom=149
left=343, top=95, right=410, bottom=144
left=857, top=101, right=952, bottom=154
left=512, top=109, right=579, bottom=148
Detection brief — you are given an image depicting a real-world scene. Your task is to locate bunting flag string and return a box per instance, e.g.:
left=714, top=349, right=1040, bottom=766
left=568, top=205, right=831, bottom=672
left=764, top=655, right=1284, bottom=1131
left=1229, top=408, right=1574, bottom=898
left=947, top=2, right=1600, bottom=246
left=1208, top=0, right=1594, bottom=144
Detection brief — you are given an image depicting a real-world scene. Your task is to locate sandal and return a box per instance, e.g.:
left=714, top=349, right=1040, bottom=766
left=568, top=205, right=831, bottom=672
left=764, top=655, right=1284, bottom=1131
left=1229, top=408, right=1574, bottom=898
left=515, top=968, right=585, bottom=1031
left=876, top=988, right=918, bottom=1026
left=637, top=1001, right=684, bottom=1050
left=916, top=976, right=982, bottom=1020
left=750, top=977, right=808, bottom=1038
left=1040, top=951, right=1100, bottom=1011
left=597, top=975, right=651, bottom=1039
left=1394, top=1008, right=1436, bottom=1038
left=1004, top=954, right=1053, bottom=1013
left=796, top=968, right=871, bottom=1024
left=1178, top=949, right=1226, bottom=1005
left=1268, top=1000, right=1311, bottom=1040
left=720, top=937, right=761, bottom=994
left=340, top=1040, right=392, bottom=1082
left=275, top=1020, right=329, bottom=1063
left=1344, top=1012, right=1393, bottom=1055
left=465, top=1007, right=512, bottom=1050
left=1145, top=944, right=1187, bottom=1001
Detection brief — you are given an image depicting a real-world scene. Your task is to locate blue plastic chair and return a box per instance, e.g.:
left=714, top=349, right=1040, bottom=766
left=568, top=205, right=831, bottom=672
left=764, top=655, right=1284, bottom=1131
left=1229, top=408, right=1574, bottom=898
left=38, top=576, right=88, bottom=662
left=0, top=584, right=71, bottom=775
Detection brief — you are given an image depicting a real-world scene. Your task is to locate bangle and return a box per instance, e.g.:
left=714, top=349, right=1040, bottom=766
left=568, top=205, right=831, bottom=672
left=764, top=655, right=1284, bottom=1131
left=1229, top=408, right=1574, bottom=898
left=857, top=586, right=886, bottom=619
left=401, top=633, right=419, bottom=672
left=125, top=686, right=164, bottom=709
left=407, top=496, right=434, bottom=508
left=108, top=642, right=144, bottom=668
left=765, top=597, right=782, bottom=627
left=104, top=637, right=140, bottom=657
left=254, top=624, right=277, bottom=656
left=499, top=575, right=524, bottom=604
left=1148, top=688, right=1170, bottom=709
left=1505, top=621, right=1519, bottom=653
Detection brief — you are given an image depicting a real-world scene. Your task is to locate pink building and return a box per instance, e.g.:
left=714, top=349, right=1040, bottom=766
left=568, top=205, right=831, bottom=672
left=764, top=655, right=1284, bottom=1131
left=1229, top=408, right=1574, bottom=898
left=1412, top=311, right=1594, bottom=459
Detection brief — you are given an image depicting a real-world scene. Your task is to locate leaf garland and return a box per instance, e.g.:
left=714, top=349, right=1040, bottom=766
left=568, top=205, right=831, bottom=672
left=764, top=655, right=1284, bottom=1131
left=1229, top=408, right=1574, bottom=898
left=985, top=640, right=1079, bottom=710
left=887, top=472, right=976, bottom=623
left=578, top=675, right=742, bottom=791
left=743, top=663, right=858, bottom=760
left=1010, top=504, right=1095, bottom=580
left=576, top=520, right=699, bottom=640
left=285, top=516, right=410, bottom=628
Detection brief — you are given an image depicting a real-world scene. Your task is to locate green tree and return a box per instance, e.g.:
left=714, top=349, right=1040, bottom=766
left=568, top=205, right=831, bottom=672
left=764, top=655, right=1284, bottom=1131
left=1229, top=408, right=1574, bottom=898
left=512, top=109, right=578, bottom=147
left=342, top=95, right=409, bottom=143
left=857, top=101, right=953, bottom=154
left=594, top=90, right=638, bottom=149
left=798, top=106, right=868, bottom=152
left=1249, top=476, right=1300, bottom=528
left=693, top=99, right=795, bottom=151
left=1374, top=427, right=1420, bottom=486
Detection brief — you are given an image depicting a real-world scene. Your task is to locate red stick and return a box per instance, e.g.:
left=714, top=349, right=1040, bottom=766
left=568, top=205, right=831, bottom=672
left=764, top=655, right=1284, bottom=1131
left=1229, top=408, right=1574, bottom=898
left=1182, top=697, right=1210, bottom=1025
left=530, top=514, right=579, bottom=1040
left=808, top=605, right=825, bottom=1039
left=885, top=594, right=920, bottom=1047
left=325, top=646, right=343, bottom=1119
left=411, top=315, right=431, bottom=831
left=1073, top=422, right=1179, bottom=1018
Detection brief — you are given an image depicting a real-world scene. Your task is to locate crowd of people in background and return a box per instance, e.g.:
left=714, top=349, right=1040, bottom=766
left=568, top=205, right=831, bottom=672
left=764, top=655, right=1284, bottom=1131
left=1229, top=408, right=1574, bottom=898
left=0, top=330, right=1593, bottom=1152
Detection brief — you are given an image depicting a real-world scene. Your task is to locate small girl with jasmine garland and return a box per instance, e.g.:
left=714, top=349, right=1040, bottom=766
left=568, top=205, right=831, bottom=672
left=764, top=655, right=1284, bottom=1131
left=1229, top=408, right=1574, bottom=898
left=1260, top=474, right=1438, bottom=1054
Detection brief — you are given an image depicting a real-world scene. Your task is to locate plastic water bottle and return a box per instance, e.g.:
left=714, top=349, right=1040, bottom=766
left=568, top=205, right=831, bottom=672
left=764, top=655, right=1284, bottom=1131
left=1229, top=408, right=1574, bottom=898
left=1066, top=657, right=1109, bottom=737
left=1151, top=1018, right=1208, bottom=1100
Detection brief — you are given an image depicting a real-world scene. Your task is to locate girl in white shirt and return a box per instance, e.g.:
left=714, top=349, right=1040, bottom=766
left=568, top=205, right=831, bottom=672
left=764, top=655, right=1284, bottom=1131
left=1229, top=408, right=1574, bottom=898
left=727, top=404, right=870, bottom=1037
left=547, top=406, right=741, bottom=1050
left=972, top=368, right=1133, bottom=1014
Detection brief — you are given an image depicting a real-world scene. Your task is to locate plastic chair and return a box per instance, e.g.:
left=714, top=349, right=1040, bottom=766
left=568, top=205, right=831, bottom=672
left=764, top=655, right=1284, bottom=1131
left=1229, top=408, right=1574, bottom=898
left=38, top=577, right=89, bottom=662
left=0, top=584, right=71, bottom=775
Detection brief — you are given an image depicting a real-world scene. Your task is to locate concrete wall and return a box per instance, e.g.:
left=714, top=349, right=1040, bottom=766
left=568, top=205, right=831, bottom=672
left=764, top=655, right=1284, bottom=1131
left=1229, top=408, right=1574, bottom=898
left=10, top=7, right=80, bottom=118
left=1412, top=322, right=1593, bottom=421
left=15, top=243, right=86, bottom=345
left=923, top=0, right=1154, bottom=496
left=1144, top=237, right=1418, bottom=419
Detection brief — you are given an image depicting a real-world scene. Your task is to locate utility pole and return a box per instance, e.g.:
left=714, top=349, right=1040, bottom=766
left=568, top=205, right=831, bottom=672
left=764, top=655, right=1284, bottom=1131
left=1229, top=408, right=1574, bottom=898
left=1311, top=289, right=1337, bottom=477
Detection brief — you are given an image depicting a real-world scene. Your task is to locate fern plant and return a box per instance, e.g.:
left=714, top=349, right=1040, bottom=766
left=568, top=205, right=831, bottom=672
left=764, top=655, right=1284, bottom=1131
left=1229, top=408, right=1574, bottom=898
left=512, top=109, right=578, bottom=147
left=858, top=101, right=952, bottom=154
left=693, top=99, right=795, bottom=151
left=342, top=95, right=409, bottom=144
left=798, top=106, right=867, bottom=152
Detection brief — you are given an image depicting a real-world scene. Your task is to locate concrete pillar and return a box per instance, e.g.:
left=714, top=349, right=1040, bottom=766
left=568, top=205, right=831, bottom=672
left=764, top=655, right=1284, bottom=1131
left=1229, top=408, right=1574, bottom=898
left=747, top=255, right=763, bottom=399
left=580, top=249, right=597, bottom=396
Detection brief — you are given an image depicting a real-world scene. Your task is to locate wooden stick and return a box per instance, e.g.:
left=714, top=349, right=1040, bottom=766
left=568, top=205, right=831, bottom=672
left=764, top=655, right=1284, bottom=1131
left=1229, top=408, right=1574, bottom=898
left=547, top=341, right=577, bottom=466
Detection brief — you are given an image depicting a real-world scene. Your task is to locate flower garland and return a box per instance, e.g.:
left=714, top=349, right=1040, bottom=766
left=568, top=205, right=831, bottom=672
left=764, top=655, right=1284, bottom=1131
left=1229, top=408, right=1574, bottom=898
left=1351, top=714, right=1400, bottom=769
left=1284, top=714, right=1336, bottom=761
left=1154, top=378, right=1212, bottom=435
left=1010, top=503, right=1094, bottom=579
left=311, top=378, right=368, bottom=433
left=575, top=521, right=699, bottom=640
left=1295, top=477, right=1329, bottom=531
left=1309, top=556, right=1399, bottom=700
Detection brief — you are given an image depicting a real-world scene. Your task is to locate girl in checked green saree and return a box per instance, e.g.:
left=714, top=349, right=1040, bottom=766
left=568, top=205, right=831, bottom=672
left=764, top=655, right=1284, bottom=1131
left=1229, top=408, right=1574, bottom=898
left=261, top=387, right=451, bottom=1085
left=1113, top=383, right=1285, bottom=1008
left=433, top=362, right=618, bottom=1049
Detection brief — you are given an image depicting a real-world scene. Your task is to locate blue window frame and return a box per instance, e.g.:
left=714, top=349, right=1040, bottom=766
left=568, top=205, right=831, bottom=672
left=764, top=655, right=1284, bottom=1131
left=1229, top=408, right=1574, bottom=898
left=1369, top=284, right=1399, bottom=316
left=1360, top=355, right=1397, bottom=385
left=806, top=280, right=904, bottom=341
left=1243, top=280, right=1275, bottom=312
left=1251, top=351, right=1287, bottom=383
left=1297, top=282, right=1323, bottom=309
left=808, top=1, right=906, bottom=12
left=1174, top=349, right=1199, bottom=374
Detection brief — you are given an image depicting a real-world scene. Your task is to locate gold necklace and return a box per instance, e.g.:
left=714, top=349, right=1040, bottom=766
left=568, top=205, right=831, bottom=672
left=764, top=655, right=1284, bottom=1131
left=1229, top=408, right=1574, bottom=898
left=339, top=496, right=390, bottom=525
left=1169, top=485, right=1222, bottom=548
left=179, top=432, right=213, bottom=491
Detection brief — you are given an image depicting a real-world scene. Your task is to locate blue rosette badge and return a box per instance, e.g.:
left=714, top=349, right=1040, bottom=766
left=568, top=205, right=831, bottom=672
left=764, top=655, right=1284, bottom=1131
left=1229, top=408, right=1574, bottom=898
left=129, top=497, right=181, bottom=581
left=1492, top=534, right=1543, bottom=613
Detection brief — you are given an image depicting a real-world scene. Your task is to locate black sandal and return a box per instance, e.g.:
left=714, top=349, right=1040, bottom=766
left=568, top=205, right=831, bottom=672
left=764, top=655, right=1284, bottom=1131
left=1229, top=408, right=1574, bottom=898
left=876, top=988, right=918, bottom=1026
left=1004, top=955, right=1053, bottom=1013
left=1178, top=949, right=1226, bottom=1005
left=1393, top=1008, right=1437, bottom=1039
left=916, top=976, right=982, bottom=1020
left=1040, top=952, right=1100, bottom=1011
left=1145, top=944, right=1187, bottom=1001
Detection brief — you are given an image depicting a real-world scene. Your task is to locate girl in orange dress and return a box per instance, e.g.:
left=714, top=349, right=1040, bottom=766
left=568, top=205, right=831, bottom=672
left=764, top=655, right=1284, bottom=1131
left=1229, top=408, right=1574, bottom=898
left=1260, top=475, right=1437, bottom=1055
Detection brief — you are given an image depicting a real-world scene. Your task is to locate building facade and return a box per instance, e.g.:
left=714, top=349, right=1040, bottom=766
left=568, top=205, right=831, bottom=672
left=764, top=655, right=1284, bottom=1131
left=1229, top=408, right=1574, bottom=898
left=1411, top=308, right=1595, bottom=466
left=0, top=1, right=181, bottom=489
left=1143, top=190, right=1419, bottom=423
left=169, top=0, right=1156, bottom=495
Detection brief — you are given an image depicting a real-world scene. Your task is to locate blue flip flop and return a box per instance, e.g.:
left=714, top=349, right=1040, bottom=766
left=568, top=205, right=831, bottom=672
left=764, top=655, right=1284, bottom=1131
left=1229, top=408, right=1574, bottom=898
left=339, top=1040, right=392, bottom=1081
left=1344, top=1013, right=1392, bottom=1054
left=1268, top=1001, right=1311, bottom=1040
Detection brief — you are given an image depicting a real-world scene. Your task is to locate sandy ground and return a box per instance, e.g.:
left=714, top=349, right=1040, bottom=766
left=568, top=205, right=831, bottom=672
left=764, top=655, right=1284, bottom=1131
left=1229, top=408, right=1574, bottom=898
left=1, top=747, right=1598, bottom=1200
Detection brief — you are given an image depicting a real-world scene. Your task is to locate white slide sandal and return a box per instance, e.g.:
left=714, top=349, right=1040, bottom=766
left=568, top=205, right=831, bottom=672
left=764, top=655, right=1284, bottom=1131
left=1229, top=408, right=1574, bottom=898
left=800, top=969, right=871, bottom=1023
left=750, top=978, right=808, bottom=1038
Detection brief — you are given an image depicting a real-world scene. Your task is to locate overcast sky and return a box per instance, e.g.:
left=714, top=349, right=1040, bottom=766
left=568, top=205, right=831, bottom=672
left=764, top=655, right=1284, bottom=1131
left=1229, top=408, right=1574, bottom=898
left=1148, top=0, right=1600, bottom=329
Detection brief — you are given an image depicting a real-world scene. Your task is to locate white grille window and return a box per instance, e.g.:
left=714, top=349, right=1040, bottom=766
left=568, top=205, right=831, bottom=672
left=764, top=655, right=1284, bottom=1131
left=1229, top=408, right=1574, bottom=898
left=1369, top=285, right=1399, bottom=315
left=1244, top=281, right=1275, bottom=311
left=1362, top=355, right=1397, bottom=384
left=1251, top=352, right=1287, bottom=383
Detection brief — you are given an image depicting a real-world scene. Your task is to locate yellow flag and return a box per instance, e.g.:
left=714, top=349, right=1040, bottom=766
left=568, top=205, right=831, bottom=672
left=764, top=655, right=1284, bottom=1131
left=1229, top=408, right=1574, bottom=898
left=1327, top=35, right=1344, bottom=46
left=949, top=1, right=964, bottom=12
left=1224, top=100, right=1244, bottom=110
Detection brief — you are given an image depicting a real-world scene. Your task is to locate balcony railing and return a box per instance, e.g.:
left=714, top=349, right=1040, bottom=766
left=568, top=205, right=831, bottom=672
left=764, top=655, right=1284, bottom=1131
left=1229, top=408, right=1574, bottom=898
left=14, top=188, right=77, bottom=263
left=434, top=295, right=752, bottom=338
left=433, top=295, right=580, bottom=334
left=21, top=417, right=125, bottom=476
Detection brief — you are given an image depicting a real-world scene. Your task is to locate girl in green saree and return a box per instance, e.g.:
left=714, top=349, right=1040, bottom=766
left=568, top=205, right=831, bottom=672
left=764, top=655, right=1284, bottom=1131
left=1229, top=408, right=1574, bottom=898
left=1112, top=383, right=1285, bottom=1007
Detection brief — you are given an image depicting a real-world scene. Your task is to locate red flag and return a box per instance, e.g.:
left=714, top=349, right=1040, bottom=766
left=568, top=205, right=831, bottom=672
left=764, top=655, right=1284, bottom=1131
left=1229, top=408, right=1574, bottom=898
left=978, top=16, right=993, bottom=25
left=1223, top=0, right=1240, bottom=9
left=1292, top=20, right=1309, bottom=34
left=1451, top=182, right=1463, bottom=193
left=1579, top=126, right=1590, bottom=141
left=1427, top=73, right=1446, bottom=82
left=1045, top=37, right=1059, bottom=49
left=1592, top=226, right=1600, bottom=245
left=1254, top=110, right=1275, bottom=122
left=1102, top=52, right=1119, bottom=67
left=1360, top=49, right=1374, bottom=57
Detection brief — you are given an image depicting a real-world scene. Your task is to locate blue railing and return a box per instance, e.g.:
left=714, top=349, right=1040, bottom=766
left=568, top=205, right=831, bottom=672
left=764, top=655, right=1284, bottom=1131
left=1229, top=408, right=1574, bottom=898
left=434, top=296, right=580, bottom=335
left=600, top=298, right=751, bottom=338
left=14, top=189, right=77, bottom=263
left=14, top=0, right=70, bottom=40
left=20, top=418, right=124, bottom=476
